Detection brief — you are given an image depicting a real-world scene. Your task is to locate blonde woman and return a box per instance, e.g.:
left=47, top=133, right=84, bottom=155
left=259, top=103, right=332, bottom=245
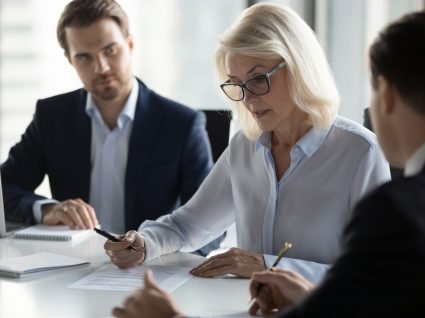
left=105, top=3, right=390, bottom=283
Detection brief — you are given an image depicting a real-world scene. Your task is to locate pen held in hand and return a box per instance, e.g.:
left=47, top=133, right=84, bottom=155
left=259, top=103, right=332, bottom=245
left=93, top=228, right=145, bottom=255
left=249, top=242, right=292, bottom=303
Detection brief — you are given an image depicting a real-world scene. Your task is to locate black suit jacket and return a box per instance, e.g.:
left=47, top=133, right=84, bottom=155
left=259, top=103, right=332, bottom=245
left=280, top=167, right=425, bottom=317
left=1, top=79, right=214, bottom=233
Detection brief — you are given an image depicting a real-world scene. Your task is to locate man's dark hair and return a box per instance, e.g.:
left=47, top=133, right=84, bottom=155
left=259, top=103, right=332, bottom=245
left=370, top=11, right=425, bottom=114
left=57, top=0, right=129, bottom=54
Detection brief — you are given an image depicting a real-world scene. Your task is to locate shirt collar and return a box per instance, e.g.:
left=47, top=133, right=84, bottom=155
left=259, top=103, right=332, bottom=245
left=85, top=77, right=138, bottom=129
left=404, top=142, right=425, bottom=177
left=255, top=121, right=333, bottom=157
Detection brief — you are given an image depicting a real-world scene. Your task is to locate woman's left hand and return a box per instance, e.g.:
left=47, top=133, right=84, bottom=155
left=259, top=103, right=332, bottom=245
left=190, top=248, right=266, bottom=278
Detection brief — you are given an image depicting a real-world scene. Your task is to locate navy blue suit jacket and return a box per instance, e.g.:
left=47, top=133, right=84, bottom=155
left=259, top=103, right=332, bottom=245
left=279, top=166, right=425, bottom=317
left=1, top=80, right=214, bottom=234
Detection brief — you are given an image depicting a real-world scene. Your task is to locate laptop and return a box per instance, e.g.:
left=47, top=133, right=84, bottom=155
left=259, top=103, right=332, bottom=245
left=0, top=172, right=25, bottom=237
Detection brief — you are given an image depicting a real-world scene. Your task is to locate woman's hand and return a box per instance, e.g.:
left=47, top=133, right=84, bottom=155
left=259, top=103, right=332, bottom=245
left=104, top=230, right=146, bottom=269
left=190, top=248, right=266, bottom=278
left=249, top=268, right=315, bottom=315
left=112, top=269, right=184, bottom=318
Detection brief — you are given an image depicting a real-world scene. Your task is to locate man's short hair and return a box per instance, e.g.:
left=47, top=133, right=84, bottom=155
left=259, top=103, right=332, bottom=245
left=370, top=11, right=425, bottom=114
left=57, top=0, right=129, bottom=54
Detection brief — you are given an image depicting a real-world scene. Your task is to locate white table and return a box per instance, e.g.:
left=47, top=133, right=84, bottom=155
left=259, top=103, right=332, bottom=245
left=0, top=233, right=252, bottom=318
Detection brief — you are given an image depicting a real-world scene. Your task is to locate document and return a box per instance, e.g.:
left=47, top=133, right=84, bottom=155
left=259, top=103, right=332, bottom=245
left=0, top=252, right=89, bottom=278
left=68, top=263, right=193, bottom=292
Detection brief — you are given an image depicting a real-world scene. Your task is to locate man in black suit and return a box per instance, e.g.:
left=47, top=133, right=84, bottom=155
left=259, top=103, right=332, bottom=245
left=247, top=10, right=425, bottom=318
left=0, top=0, right=221, bottom=255
left=110, top=11, right=425, bottom=318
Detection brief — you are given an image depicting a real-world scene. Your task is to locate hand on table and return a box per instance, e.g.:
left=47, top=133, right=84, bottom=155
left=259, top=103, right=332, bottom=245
left=112, top=269, right=184, bottom=318
left=249, top=268, right=315, bottom=316
left=42, top=198, right=98, bottom=230
left=104, top=230, right=146, bottom=269
left=190, top=247, right=266, bottom=278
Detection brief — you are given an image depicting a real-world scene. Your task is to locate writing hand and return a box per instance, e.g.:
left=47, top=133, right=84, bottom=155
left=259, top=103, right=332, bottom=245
left=104, top=230, right=146, bottom=269
left=249, top=269, right=315, bottom=315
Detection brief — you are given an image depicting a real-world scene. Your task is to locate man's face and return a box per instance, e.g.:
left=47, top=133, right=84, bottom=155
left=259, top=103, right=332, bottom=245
left=65, top=18, right=134, bottom=104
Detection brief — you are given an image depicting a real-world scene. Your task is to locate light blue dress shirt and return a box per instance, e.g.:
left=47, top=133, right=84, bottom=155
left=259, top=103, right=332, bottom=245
left=86, top=78, right=138, bottom=233
left=33, top=78, right=138, bottom=233
left=139, top=116, right=391, bottom=283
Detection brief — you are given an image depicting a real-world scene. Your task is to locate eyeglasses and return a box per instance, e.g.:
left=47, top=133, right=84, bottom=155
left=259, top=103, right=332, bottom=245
left=220, top=61, right=286, bottom=101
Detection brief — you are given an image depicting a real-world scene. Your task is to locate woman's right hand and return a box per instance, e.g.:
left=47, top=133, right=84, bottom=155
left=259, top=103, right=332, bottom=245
left=104, top=230, right=146, bottom=268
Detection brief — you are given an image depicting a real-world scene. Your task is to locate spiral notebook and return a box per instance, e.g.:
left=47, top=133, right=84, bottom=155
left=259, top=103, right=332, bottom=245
left=14, top=225, right=92, bottom=241
left=0, top=252, right=89, bottom=278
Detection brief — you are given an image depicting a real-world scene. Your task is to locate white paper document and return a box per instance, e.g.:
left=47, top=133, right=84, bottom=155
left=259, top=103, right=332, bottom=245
left=68, top=263, right=193, bottom=292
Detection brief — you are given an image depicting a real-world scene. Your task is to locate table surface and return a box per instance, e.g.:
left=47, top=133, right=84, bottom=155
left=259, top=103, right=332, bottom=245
left=0, top=233, right=253, bottom=318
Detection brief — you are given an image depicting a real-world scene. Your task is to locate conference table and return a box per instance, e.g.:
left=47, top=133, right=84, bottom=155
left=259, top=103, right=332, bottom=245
left=0, top=233, right=253, bottom=318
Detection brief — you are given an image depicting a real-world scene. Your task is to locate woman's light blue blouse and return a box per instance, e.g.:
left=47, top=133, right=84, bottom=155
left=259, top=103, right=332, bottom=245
left=139, top=116, right=390, bottom=283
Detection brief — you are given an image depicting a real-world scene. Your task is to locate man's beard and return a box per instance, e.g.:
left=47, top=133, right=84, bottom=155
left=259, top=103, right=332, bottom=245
left=93, top=85, right=120, bottom=101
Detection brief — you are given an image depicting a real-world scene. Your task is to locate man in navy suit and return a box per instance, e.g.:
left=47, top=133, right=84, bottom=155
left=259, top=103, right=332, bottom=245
left=110, top=11, right=425, bottom=318
left=0, top=0, right=221, bottom=255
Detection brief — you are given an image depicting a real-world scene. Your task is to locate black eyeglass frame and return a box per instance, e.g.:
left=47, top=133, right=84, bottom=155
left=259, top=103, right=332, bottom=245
left=220, top=61, right=287, bottom=101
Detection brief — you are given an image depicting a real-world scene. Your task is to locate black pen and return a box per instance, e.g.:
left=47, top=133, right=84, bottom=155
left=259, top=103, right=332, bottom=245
left=94, top=228, right=145, bottom=255
left=250, top=242, right=293, bottom=303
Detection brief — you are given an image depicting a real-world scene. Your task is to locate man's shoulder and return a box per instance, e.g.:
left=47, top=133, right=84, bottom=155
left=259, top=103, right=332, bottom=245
left=367, top=172, right=425, bottom=203
left=38, top=88, right=85, bottom=103
left=36, top=88, right=86, bottom=112
left=353, top=172, right=425, bottom=228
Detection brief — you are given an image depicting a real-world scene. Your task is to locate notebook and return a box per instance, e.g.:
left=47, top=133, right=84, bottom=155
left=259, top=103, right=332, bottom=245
left=0, top=252, right=89, bottom=278
left=0, top=172, right=26, bottom=238
left=14, top=224, right=93, bottom=241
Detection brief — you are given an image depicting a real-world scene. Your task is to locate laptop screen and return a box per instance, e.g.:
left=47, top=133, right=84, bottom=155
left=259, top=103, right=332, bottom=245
left=0, top=173, right=27, bottom=237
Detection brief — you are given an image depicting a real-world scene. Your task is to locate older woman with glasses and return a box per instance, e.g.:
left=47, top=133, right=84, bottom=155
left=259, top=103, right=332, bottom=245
left=105, top=3, right=390, bottom=284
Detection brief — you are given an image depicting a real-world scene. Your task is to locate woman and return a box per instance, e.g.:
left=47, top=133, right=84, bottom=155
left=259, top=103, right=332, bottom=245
left=104, top=3, right=390, bottom=283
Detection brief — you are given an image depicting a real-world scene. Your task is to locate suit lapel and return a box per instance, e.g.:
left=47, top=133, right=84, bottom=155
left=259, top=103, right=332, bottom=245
left=125, top=80, right=163, bottom=229
left=71, top=90, right=91, bottom=202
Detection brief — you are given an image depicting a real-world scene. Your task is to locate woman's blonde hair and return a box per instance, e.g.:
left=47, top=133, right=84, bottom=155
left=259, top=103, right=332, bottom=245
left=215, top=3, right=340, bottom=140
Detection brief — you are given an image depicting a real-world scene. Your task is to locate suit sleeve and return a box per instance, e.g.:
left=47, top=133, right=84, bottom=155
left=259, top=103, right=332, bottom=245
left=278, top=182, right=425, bottom=317
left=178, top=111, right=213, bottom=204
left=0, top=102, right=48, bottom=223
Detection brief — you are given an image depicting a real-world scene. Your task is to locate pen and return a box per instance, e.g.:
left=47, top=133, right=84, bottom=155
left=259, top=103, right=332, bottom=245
left=93, top=228, right=145, bottom=255
left=250, top=242, right=292, bottom=303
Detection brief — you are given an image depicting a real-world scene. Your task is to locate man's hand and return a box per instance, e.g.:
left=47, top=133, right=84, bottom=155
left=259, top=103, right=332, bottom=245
left=249, top=268, right=315, bottom=315
left=112, top=269, right=184, bottom=318
left=42, top=198, right=98, bottom=229
left=104, top=230, right=146, bottom=269
left=190, top=247, right=266, bottom=278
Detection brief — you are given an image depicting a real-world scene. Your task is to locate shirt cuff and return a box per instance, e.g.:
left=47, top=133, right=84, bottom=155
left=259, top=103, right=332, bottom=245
left=263, top=254, right=330, bottom=284
left=33, top=199, right=59, bottom=223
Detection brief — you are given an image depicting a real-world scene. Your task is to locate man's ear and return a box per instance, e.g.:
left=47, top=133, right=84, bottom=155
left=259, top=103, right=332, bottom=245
left=127, top=34, right=135, bottom=51
left=377, top=75, right=396, bottom=116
